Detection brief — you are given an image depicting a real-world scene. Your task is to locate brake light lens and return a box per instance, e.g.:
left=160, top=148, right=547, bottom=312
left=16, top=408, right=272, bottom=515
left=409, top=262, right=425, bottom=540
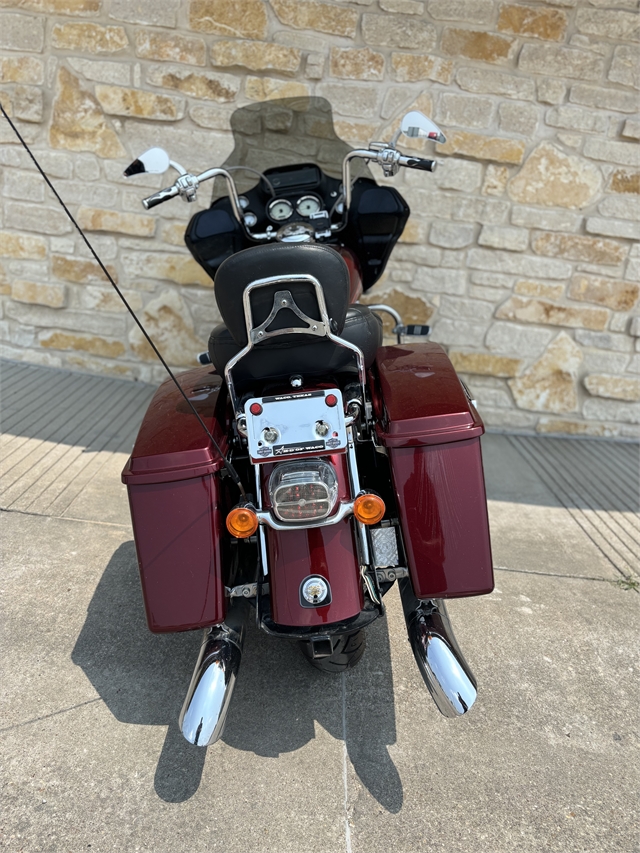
left=226, top=506, right=259, bottom=538
left=269, top=461, right=338, bottom=522
left=353, top=493, right=385, bottom=525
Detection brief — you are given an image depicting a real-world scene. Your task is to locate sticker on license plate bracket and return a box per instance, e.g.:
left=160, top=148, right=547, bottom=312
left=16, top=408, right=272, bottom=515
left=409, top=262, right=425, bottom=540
left=245, top=389, right=347, bottom=463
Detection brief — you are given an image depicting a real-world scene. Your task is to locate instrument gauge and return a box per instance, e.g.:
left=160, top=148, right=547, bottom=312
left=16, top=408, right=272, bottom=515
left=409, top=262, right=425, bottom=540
left=243, top=211, right=257, bottom=228
left=267, top=198, right=293, bottom=222
left=296, top=195, right=322, bottom=217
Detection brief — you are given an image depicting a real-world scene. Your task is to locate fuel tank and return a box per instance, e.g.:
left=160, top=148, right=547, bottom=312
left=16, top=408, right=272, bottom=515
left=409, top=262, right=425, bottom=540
left=122, top=367, right=229, bottom=632
left=371, top=343, right=494, bottom=599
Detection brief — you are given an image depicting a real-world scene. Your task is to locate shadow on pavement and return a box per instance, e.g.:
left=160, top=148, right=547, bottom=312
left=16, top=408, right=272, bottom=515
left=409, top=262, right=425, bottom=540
left=72, top=541, right=403, bottom=811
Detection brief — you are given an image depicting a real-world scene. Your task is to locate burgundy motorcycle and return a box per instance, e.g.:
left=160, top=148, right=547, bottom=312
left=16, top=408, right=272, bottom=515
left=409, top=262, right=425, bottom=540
left=121, top=98, right=494, bottom=747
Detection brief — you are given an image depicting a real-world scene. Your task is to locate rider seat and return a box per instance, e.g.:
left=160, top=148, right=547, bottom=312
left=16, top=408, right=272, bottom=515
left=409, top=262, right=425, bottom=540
left=208, top=243, right=382, bottom=381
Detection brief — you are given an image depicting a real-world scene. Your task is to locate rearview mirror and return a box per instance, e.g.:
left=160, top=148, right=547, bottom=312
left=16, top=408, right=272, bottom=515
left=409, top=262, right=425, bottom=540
left=400, top=111, right=446, bottom=144
left=123, top=147, right=171, bottom=177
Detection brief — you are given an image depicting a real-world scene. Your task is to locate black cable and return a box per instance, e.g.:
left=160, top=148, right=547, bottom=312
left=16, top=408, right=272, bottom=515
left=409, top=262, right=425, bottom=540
left=0, top=100, right=246, bottom=498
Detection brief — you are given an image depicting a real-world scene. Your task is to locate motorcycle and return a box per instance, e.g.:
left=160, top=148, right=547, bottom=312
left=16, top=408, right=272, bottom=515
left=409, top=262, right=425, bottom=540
left=121, top=97, right=494, bottom=747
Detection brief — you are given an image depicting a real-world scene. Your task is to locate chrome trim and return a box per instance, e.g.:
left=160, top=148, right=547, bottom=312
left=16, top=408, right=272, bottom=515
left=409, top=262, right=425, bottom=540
left=228, top=582, right=270, bottom=598
left=254, top=463, right=269, bottom=577
left=346, top=425, right=371, bottom=567
left=224, top=273, right=366, bottom=417
left=376, top=567, right=409, bottom=583
left=399, top=580, right=477, bottom=718
left=366, top=303, right=404, bottom=344
left=179, top=607, right=247, bottom=746
left=256, top=499, right=354, bottom=531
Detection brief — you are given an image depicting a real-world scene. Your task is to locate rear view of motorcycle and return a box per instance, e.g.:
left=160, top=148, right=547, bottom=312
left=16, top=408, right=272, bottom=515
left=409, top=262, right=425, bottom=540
left=120, top=97, right=494, bottom=747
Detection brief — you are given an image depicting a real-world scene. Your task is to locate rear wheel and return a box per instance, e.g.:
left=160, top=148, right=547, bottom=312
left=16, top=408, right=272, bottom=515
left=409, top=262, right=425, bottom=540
left=299, top=629, right=366, bottom=673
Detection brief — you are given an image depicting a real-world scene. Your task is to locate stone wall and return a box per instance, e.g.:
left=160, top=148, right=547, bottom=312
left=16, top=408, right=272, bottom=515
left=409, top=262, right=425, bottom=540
left=0, top=0, right=638, bottom=437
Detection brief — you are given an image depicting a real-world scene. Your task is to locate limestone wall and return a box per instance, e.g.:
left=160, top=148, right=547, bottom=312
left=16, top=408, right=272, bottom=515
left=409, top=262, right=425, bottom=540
left=0, top=0, right=638, bottom=437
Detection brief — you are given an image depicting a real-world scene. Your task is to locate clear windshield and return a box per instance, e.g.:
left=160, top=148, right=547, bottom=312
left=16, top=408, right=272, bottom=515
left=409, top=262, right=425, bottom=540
left=212, top=96, right=371, bottom=199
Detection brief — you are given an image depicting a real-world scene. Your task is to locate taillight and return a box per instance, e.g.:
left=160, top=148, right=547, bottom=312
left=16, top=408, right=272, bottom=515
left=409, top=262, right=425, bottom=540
left=269, top=461, right=338, bottom=522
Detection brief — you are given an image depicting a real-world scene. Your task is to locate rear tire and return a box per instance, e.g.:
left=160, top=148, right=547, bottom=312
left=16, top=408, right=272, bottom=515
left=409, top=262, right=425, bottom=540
left=299, top=629, right=366, bottom=673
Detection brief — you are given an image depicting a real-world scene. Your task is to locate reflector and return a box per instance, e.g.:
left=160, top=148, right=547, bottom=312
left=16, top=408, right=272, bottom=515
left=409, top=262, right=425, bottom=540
left=353, top=493, right=385, bottom=525
left=226, top=506, right=259, bottom=538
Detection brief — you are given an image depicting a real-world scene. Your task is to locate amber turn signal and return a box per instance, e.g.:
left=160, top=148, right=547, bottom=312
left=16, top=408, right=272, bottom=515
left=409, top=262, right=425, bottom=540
left=353, top=493, right=385, bottom=525
left=226, top=505, right=259, bottom=538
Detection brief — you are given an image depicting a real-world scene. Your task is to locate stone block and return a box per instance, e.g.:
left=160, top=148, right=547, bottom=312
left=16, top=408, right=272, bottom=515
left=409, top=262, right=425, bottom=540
left=434, top=158, right=484, bottom=193
left=430, top=318, right=487, bottom=348
left=412, top=266, right=467, bottom=294
left=514, top=280, right=564, bottom=300
left=110, top=0, right=179, bottom=26
left=532, top=232, right=627, bottom=266
left=469, top=248, right=572, bottom=279
left=575, top=329, right=631, bottom=352
left=436, top=93, right=493, bottom=129
left=3, top=170, right=45, bottom=202
left=599, top=194, right=640, bottom=220
left=330, top=48, right=384, bottom=81
left=519, top=44, right=604, bottom=80
left=271, top=0, right=358, bottom=37
left=0, top=56, right=44, bottom=84
left=496, top=296, right=609, bottom=330
left=78, top=286, right=143, bottom=313
left=427, top=0, right=495, bottom=24
left=576, top=8, right=640, bottom=41
left=438, top=131, right=525, bottom=164
left=584, top=374, right=640, bottom=402
left=456, top=67, right=535, bottom=100
left=586, top=217, right=640, bottom=242
left=391, top=53, right=453, bottom=84
left=482, top=165, right=509, bottom=196
left=332, top=120, right=378, bottom=147
left=95, top=85, right=185, bottom=120
left=49, top=69, right=125, bottom=158
left=622, top=121, right=640, bottom=142
left=305, top=53, right=325, bottom=80
left=52, top=22, right=128, bottom=53
left=6, top=300, right=126, bottom=336
left=430, top=221, right=475, bottom=249
left=0, top=13, right=45, bottom=52
left=52, top=254, right=119, bottom=285
left=362, top=13, right=436, bottom=49
left=0, top=231, right=46, bottom=259
left=1, top=0, right=100, bottom=12
left=397, top=219, right=428, bottom=245
left=188, top=0, right=268, bottom=39
left=609, top=45, right=640, bottom=90
left=583, top=398, right=640, bottom=424
left=316, top=83, right=377, bottom=118
left=212, top=41, right=301, bottom=74
left=6, top=202, right=72, bottom=236
left=134, top=31, right=206, bottom=66
left=12, top=86, right=43, bottom=123
left=508, top=143, right=602, bottom=209
left=535, top=418, right=619, bottom=438
left=380, top=0, right=423, bottom=13
left=129, top=290, right=205, bottom=365
left=245, top=77, right=310, bottom=102
left=68, top=57, right=131, bottom=86
left=546, top=105, right=608, bottom=134
left=509, top=332, right=582, bottom=413
left=12, top=280, right=67, bottom=309
left=441, top=28, right=516, bottom=64
left=448, top=350, right=522, bottom=377
left=146, top=65, right=239, bottom=102
left=40, top=331, right=125, bottom=358
left=479, top=225, right=529, bottom=252
left=568, top=274, right=639, bottom=312
left=439, top=295, right=494, bottom=321
left=74, top=156, right=101, bottom=182
left=121, top=251, right=213, bottom=287
left=536, top=78, right=566, bottom=105
left=584, top=138, right=640, bottom=169
left=498, top=102, right=539, bottom=136
left=360, top=288, right=432, bottom=334
left=76, top=207, right=156, bottom=237
left=498, top=4, right=568, bottom=41
left=510, top=206, right=581, bottom=233
left=570, top=83, right=637, bottom=114
left=187, top=105, right=231, bottom=129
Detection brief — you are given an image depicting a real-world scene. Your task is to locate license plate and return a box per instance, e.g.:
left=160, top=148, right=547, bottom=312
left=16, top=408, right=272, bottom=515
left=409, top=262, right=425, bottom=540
left=244, top=389, right=347, bottom=463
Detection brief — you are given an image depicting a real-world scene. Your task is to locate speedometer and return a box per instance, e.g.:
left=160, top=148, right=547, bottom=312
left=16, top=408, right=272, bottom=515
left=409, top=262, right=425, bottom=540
left=296, top=195, right=322, bottom=217
left=267, top=198, right=293, bottom=222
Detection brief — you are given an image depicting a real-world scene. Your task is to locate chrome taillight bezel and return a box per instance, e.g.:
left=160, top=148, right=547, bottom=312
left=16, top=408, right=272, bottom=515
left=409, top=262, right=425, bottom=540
left=268, top=460, right=339, bottom=522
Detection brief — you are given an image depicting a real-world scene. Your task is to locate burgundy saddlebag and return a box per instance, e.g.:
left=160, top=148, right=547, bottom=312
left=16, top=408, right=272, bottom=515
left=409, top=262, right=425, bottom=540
left=122, top=367, right=228, bottom=633
left=372, top=343, right=494, bottom=599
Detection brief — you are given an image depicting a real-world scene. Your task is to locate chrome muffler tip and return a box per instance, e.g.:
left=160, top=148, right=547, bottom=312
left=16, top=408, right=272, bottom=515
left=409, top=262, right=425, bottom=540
left=399, top=579, right=477, bottom=718
left=179, top=604, right=247, bottom=747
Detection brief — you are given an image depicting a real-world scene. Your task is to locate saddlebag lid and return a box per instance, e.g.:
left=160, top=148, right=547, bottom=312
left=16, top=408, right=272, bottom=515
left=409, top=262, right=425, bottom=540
left=121, top=366, right=228, bottom=485
left=373, top=343, right=484, bottom=447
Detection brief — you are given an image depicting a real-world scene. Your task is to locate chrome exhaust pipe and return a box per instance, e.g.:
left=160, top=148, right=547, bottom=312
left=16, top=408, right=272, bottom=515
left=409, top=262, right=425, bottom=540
left=399, top=578, right=477, bottom=718
left=179, top=602, right=248, bottom=746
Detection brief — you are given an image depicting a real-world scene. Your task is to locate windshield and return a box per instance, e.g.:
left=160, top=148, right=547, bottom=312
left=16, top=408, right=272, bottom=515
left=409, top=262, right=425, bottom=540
left=212, top=96, right=371, bottom=198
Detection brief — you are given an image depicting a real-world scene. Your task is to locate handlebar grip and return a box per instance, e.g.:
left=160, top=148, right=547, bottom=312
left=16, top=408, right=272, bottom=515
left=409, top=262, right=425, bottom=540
left=400, top=157, right=438, bottom=172
left=142, top=185, right=179, bottom=209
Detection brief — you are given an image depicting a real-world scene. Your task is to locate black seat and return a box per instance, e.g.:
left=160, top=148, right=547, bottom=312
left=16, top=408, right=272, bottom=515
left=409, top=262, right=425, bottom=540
left=209, top=243, right=383, bottom=380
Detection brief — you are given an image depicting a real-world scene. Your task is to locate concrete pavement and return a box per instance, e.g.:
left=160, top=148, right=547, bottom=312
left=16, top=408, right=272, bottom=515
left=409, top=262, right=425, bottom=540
left=1, top=359, right=638, bottom=853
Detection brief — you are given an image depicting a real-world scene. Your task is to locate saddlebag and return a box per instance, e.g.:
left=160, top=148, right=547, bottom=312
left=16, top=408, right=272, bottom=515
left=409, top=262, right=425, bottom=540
left=122, top=367, right=228, bottom=633
left=372, top=343, right=494, bottom=599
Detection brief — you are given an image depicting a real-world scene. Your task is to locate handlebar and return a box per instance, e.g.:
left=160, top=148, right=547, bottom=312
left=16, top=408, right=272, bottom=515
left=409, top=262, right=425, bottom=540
left=398, top=155, right=437, bottom=172
left=142, top=185, right=180, bottom=209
